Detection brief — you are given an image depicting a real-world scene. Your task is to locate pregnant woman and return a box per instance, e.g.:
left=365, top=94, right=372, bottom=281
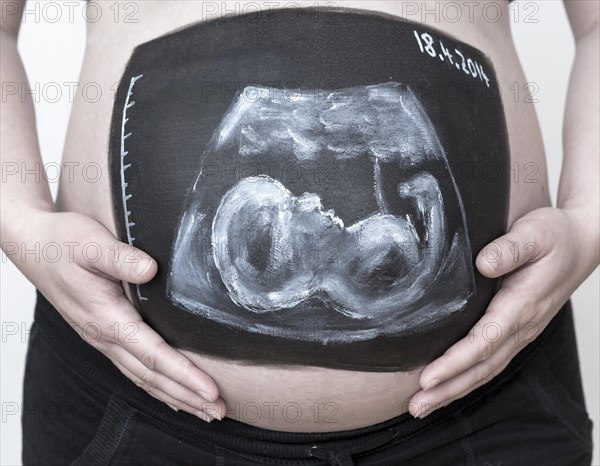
left=2, top=1, right=597, bottom=465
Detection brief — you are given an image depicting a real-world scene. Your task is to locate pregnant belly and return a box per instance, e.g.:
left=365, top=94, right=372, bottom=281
left=109, top=6, right=509, bottom=425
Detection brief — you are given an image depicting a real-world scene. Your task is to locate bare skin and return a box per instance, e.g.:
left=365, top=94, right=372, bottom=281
left=2, top=1, right=598, bottom=433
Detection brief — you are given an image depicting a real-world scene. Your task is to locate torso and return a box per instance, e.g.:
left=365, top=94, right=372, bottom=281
left=56, top=0, right=550, bottom=432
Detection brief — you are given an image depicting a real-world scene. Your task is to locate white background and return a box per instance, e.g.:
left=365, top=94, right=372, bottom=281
left=1, top=1, right=598, bottom=464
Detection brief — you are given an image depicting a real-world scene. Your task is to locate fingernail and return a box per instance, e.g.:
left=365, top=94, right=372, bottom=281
left=418, top=409, right=432, bottom=419
left=424, top=378, right=440, bottom=391
left=195, top=411, right=213, bottom=423
left=166, top=403, right=179, bottom=412
left=136, top=258, right=154, bottom=277
left=202, top=402, right=222, bottom=421
left=408, top=405, right=420, bottom=418
left=198, top=390, right=214, bottom=403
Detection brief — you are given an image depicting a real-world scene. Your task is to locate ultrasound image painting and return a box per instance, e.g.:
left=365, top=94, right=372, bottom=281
left=167, top=82, right=475, bottom=341
left=109, top=7, right=510, bottom=371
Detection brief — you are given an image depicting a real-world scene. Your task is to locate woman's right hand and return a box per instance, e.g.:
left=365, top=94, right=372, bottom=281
left=5, top=210, right=225, bottom=422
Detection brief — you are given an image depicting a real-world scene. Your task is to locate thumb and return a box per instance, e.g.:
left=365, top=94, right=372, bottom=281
left=475, top=223, right=543, bottom=279
left=77, top=229, right=158, bottom=284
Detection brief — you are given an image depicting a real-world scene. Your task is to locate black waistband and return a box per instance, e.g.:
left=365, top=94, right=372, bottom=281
left=31, top=288, right=570, bottom=455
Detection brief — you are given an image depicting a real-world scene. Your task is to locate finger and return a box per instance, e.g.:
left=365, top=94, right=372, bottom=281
left=111, top=358, right=218, bottom=422
left=116, top=318, right=220, bottom=403
left=410, top=339, right=520, bottom=418
left=75, top=226, right=157, bottom=284
left=110, top=344, right=226, bottom=420
left=418, top=287, right=523, bottom=391
left=476, top=222, right=546, bottom=278
left=421, top=251, right=563, bottom=393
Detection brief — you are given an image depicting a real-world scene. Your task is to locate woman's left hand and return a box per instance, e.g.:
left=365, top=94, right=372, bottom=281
left=407, top=206, right=599, bottom=419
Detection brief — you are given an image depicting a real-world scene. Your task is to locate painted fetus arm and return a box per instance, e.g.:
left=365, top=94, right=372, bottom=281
left=410, top=0, right=600, bottom=419
left=396, top=172, right=447, bottom=278
left=0, top=10, right=222, bottom=423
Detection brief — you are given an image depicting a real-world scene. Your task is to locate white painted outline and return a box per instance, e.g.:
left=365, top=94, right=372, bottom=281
left=120, top=74, right=147, bottom=302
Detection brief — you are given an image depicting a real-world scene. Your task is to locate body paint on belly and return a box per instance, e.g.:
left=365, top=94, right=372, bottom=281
left=110, top=6, right=510, bottom=372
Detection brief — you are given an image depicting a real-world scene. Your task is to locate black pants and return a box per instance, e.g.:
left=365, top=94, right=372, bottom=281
left=22, top=290, right=593, bottom=465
